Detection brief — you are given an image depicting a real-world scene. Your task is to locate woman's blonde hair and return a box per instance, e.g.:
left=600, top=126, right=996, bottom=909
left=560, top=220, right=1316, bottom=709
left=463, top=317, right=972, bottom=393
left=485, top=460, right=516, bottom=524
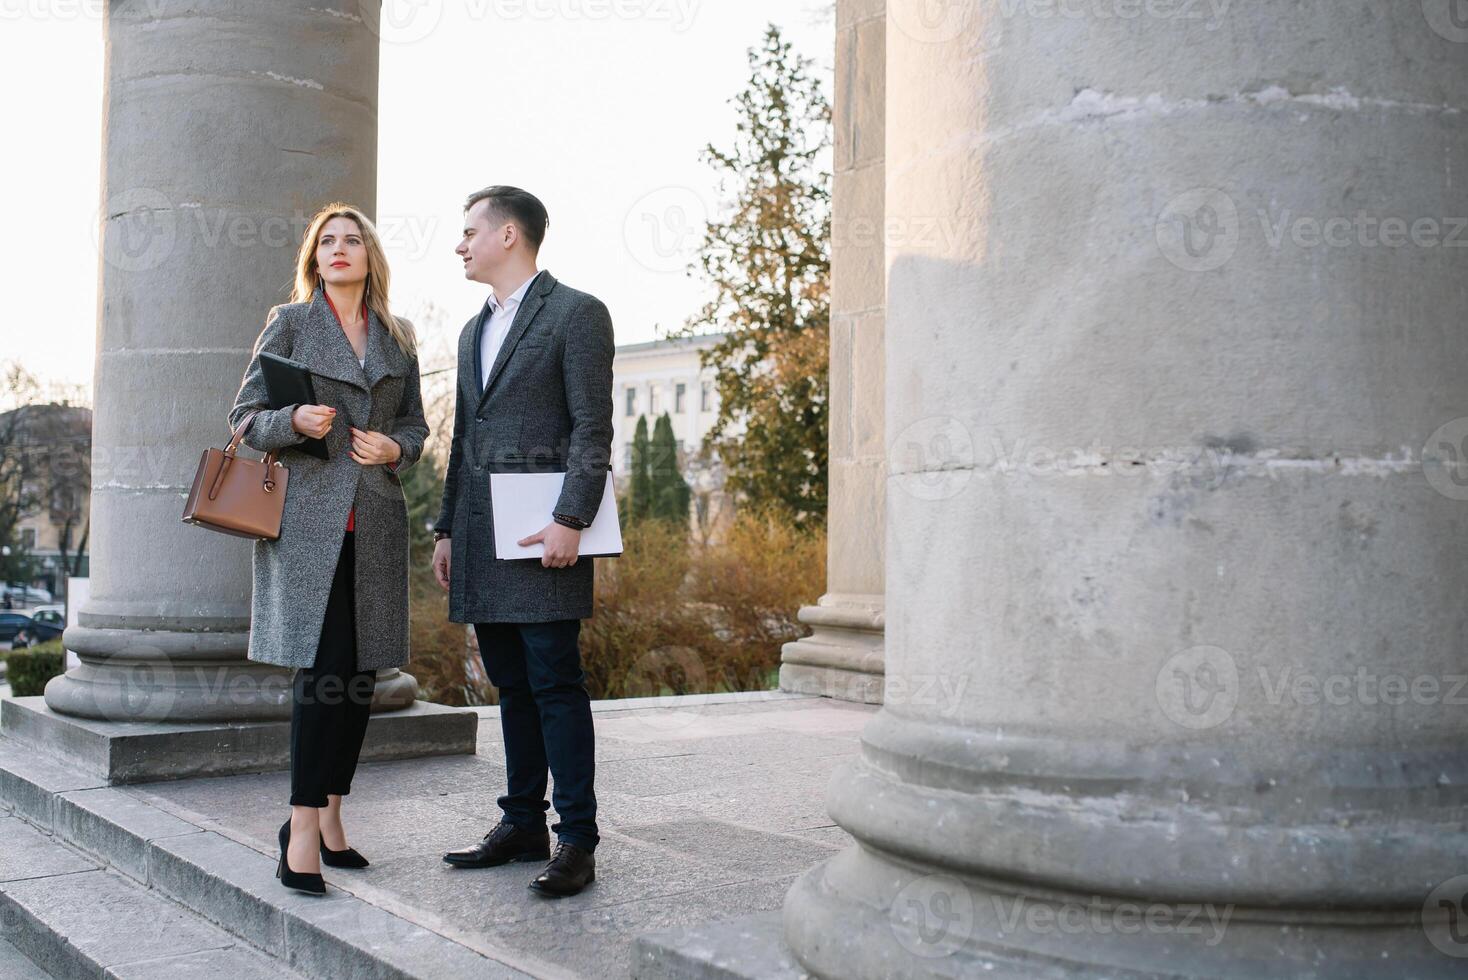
left=290, top=203, right=416, bottom=357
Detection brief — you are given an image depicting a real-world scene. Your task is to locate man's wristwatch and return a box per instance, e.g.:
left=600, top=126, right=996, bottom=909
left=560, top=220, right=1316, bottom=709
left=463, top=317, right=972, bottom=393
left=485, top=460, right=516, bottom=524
left=552, top=513, right=589, bottom=530
left=432, top=530, right=451, bottom=542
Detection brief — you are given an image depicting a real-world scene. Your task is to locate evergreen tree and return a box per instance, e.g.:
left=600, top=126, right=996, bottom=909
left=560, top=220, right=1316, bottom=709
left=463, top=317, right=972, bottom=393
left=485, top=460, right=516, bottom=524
left=676, top=23, right=831, bottom=529
left=628, top=415, right=652, bottom=522
left=650, top=412, right=691, bottom=523
left=400, top=447, right=444, bottom=567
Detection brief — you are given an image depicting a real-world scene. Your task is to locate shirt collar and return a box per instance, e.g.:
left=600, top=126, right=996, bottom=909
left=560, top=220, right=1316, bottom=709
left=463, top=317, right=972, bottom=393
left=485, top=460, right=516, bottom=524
left=487, top=269, right=540, bottom=315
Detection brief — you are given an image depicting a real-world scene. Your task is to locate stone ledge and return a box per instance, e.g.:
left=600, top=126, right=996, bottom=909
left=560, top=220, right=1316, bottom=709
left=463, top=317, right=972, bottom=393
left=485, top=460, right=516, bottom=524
left=778, top=662, right=884, bottom=705
left=0, top=695, right=477, bottom=784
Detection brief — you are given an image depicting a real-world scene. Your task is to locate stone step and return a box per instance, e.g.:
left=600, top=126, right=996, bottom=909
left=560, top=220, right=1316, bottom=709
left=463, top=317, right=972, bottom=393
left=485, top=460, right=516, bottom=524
left=631, top=912, right=812, bottom=980
left=0, top=935, right=52, bottom=979
left=0, top=735, right=537, bottom=980
left=0, top=811, right=302, bottom=979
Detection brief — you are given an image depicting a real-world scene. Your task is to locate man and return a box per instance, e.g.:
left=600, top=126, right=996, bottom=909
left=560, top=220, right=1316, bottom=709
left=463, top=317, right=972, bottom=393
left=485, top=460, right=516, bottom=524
left=433, top=186, right=613, bottom=897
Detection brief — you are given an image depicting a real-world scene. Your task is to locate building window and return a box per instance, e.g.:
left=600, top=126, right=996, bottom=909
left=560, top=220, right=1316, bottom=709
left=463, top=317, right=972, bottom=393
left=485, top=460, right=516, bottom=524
left=675, top=382, right=686, bottom=414
left=649, top=385, right=659, bottom=415
left=19, top=528, right=36, bottom=550
left=700, top=381, right=712, bottom=412
left=625, top=387, right=637, bottom=417
left=623, top=443, right=634, bottom=471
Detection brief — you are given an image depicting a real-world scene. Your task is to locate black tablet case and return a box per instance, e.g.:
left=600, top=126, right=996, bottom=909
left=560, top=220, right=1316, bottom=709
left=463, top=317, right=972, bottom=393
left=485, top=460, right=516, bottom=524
left=258, top=351, right=329, bottom=460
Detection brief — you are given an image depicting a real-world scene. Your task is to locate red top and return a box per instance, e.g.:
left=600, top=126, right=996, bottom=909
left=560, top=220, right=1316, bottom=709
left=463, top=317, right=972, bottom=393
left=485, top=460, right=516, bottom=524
left=323, top=290, right=370, bottom=533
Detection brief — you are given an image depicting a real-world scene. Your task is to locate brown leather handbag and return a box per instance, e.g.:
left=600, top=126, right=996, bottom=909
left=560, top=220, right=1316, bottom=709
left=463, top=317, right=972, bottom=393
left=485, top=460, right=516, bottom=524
left=181, top=409, right=289, bottom=540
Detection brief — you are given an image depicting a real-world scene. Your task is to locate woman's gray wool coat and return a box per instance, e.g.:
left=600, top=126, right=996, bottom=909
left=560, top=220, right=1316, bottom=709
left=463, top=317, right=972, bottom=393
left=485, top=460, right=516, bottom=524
left=227, top=286, right=429, bottom=671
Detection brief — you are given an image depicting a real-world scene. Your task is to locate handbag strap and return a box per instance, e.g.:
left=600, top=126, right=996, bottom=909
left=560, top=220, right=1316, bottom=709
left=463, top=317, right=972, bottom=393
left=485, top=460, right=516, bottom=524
left=208, top=410, right=282, bottom=501
left=225, top=410, right=281, bottom=465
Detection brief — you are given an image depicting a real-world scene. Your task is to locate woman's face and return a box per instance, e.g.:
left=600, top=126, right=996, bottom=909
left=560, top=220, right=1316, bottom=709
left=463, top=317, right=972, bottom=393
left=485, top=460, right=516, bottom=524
left=315, top=216, right=369, bottom=288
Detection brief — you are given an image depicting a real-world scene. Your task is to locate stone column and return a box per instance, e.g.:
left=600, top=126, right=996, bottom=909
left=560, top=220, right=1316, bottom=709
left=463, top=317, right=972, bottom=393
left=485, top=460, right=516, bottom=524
left=780, top=0, right=887, bottom=705
left=785, top=1, right=1468, bottom=976
left=47, top=0, right=417, bottom=721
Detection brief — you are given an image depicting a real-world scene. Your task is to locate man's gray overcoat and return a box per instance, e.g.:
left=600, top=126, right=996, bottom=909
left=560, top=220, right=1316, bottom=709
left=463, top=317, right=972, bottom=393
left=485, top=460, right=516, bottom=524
left=228, top=285, right=429, bottom=670
left=435, top=270, right=615, bottom=624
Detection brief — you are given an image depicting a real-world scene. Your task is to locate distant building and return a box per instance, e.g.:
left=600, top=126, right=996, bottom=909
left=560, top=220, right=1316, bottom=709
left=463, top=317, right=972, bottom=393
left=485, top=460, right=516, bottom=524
left=611, top=333, right=723, bottom=476
left=612, top=334, right=734, bottom=539
left=0, top=404, right=91, bottom=605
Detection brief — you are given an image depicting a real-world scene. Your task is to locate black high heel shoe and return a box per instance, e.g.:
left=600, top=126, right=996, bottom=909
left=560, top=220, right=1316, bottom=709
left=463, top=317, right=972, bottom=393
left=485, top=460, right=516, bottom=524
left=320, top=839, right=370, bottom=869
left=276, top=818, right=326, bottom=895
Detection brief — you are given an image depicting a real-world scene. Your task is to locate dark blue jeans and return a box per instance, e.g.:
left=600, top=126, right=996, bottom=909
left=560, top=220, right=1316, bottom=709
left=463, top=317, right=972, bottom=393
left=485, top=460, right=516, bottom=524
left=473, top=620, right=599, bottom=852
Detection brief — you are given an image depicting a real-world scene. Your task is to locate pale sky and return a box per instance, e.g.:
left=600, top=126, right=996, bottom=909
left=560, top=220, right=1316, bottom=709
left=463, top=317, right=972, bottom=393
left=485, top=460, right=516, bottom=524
left=0, top=1, right=833, bottom=395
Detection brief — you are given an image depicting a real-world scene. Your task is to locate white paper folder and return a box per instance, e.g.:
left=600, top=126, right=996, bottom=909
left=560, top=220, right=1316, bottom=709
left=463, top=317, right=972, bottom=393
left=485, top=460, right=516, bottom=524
left=490, top=470, right=623, bottom=560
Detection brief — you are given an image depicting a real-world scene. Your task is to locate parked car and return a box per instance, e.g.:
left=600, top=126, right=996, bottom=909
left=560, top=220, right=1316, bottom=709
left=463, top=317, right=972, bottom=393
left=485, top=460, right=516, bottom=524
left=0, top=612, right=33, bottom=646
left=12, top=608, right=64, bottom=648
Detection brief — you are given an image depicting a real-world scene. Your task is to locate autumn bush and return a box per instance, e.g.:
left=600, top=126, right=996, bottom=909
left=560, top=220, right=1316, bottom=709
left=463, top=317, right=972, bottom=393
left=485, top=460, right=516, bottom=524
left=581, top=509, right=824, bottom=700
left=408, top=509, right=824, bottom=705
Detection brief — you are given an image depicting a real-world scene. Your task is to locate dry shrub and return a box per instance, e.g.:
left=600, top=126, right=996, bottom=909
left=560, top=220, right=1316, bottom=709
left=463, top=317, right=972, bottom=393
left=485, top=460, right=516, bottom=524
left=582, top=509, right=825, bottom=699
left=406, top=579, right=494, bottom=706
left=406, top=509, right=824, bottom=704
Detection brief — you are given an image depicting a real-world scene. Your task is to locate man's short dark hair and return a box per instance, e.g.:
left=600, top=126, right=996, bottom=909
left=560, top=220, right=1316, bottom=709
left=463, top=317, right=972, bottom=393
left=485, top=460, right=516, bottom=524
left=464, top=185, right=549, bottom=252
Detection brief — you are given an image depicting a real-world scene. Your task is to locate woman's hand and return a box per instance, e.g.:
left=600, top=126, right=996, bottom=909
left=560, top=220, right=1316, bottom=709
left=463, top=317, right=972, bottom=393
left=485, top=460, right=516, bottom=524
left=349, top=427, right=402, bottom=466
left=291, top=404, right=336, bottom=438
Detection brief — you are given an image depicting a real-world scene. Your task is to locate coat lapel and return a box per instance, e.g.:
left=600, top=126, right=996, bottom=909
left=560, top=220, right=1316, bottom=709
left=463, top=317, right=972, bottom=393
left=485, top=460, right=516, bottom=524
left=477, top=270, right=556, bottom=410
left=467, top=299, right=491, bottom=402
left=305, top=285, right=404, bottom=393
left=363, top=305, right=406, bottom=390
left=304, top=284, right=369, bottom=391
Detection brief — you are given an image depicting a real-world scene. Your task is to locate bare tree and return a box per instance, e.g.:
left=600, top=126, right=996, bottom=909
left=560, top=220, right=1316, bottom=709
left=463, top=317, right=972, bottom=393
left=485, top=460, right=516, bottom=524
left=0, top=362, right=92, bottom=601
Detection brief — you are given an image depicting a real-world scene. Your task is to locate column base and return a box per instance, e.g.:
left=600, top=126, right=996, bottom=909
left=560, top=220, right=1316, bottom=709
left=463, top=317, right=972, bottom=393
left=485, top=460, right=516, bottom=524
left=783, top=843, right=1463, bottom=980
left=783, top=712, right=1468, bottom=978
left=45, top=625, right=420, bottom=722
left=780, top=593, right=884, bottom=705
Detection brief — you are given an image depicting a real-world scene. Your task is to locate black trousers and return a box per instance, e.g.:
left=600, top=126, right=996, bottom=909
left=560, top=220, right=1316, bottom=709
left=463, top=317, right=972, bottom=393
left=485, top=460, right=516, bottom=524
left=474, top=620, right=599, bottom=852
left=289, top=529, right=375, bottom=808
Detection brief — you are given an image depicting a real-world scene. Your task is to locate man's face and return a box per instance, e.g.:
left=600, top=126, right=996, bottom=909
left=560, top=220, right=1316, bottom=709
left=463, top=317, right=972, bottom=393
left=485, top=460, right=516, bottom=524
left=456, top=199, right=518, bottom=284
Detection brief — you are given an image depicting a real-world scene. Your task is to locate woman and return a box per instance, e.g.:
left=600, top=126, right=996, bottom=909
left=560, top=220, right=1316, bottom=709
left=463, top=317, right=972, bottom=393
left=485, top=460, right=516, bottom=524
left=228, top=203, right=429, bottom=895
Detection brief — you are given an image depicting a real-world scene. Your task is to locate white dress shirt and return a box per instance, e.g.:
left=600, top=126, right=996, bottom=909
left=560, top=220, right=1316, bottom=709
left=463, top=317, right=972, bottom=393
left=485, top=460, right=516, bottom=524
left=479, top=270, right=541, bottom=390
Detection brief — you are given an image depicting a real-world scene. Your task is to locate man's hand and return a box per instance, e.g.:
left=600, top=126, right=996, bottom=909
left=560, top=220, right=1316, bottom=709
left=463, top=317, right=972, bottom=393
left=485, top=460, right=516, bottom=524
left=350, top=427, right=402, bottom=466
left=432, top=537, right=451, bottom=590
left=518, top=522, right=581, bottom=568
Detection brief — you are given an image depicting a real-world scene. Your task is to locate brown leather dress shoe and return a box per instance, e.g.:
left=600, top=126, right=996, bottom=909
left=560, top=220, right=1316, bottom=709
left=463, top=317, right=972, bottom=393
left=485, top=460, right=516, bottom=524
left=528, top=841, right=595, bottom=897
left=442, top=821, right=550, bottom=868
